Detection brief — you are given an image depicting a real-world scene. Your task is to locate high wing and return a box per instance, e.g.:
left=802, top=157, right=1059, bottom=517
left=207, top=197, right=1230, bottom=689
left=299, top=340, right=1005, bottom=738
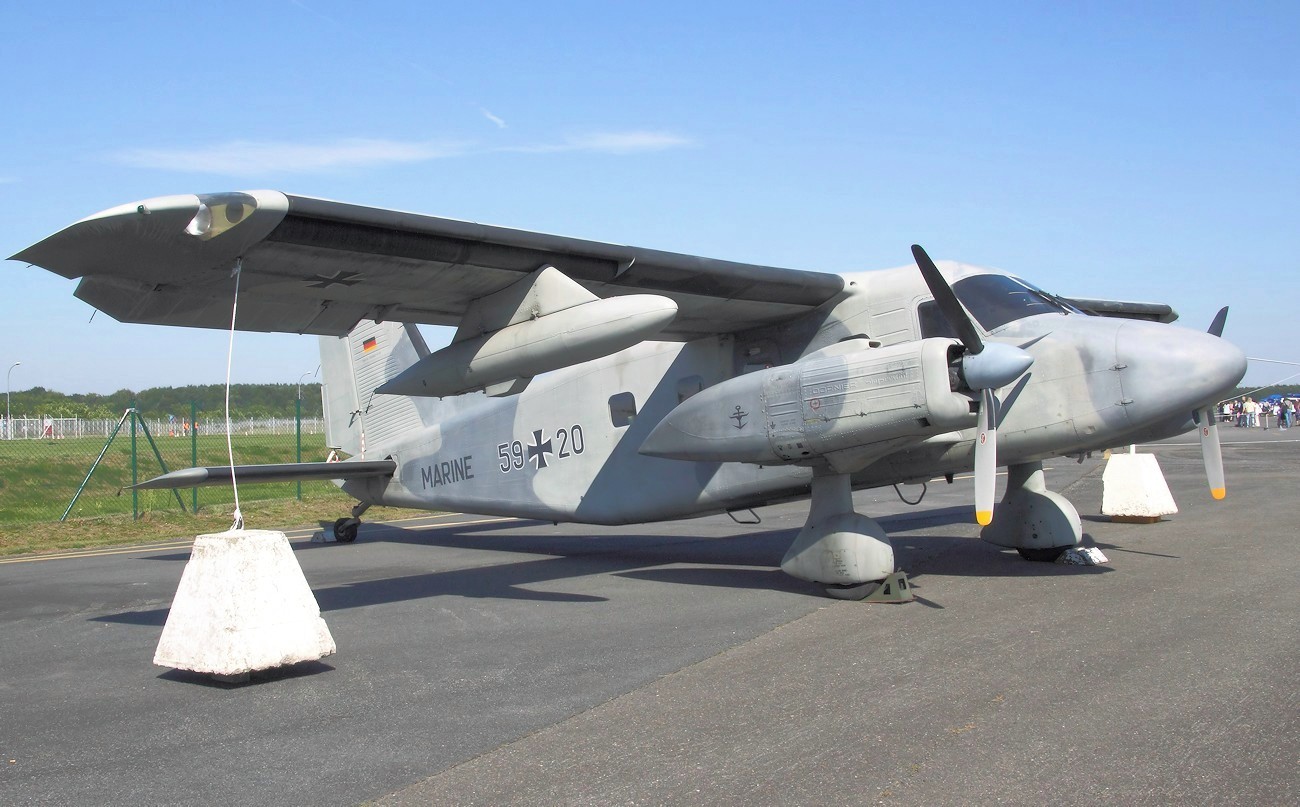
left=12, top=191, right=845, bottom=339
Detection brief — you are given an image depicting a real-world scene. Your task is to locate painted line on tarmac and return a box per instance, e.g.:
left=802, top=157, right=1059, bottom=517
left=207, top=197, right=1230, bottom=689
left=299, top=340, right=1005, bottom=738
left=0, top=539, right=197, bottom=565
left=373, top=515, right=518, bottom=532
left=0, top=514, right=516, bottom=565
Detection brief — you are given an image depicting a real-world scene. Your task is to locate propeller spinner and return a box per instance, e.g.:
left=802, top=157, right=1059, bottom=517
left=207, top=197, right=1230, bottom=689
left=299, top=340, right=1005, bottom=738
left=911, top=245, right=1034, bottom=525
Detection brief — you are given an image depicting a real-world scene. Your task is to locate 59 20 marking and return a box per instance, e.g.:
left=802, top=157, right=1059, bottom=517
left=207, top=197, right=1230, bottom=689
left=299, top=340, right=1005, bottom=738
left=498, top=424, right=585, bottom=473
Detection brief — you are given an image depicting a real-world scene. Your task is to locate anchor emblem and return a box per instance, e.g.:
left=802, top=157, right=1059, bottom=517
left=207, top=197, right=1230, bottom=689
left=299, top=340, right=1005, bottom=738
left=730, top=405, right=748, bottom=429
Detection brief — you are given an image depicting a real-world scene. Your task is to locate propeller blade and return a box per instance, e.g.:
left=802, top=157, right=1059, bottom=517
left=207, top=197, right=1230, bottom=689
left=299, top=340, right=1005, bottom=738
left=912, top=244, right=984, bottom=355
left=1207, top=306, right=1229, bottom=337
left=974, top=388, right=998, bottom=525
left=1199, top=407, right=1226, bottom=500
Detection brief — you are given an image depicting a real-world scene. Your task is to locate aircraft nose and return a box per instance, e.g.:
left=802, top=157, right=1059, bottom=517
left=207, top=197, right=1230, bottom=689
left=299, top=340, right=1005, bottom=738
left=1116, top=322, right=1247, bottom=424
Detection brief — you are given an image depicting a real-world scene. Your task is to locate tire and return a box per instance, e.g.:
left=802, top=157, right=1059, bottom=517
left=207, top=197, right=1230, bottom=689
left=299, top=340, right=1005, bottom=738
left=333, top=517, right=359, bottom=543
left=1017, top=546, right=1066, bottom=562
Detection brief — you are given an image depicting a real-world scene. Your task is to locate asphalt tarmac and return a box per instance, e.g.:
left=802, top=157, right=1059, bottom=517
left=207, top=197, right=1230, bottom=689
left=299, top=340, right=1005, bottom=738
left=2, top=429, right=1296, bottom=806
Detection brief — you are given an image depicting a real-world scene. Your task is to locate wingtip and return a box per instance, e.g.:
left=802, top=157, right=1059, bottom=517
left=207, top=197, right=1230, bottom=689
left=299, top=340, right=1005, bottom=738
left=1211, top=488, right=1226, bottom=500
left=976, top=510, right=993, bottom=526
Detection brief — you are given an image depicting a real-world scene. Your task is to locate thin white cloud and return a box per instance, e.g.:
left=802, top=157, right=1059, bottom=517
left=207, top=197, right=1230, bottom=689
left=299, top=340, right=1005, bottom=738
left=502, top=130, right=694, bottom=155
left=113, top=138, right=468, bottom=176
left=110, top=129, right=693, bottom=176
left=481, top=108, right=508, bottom=129
left=563, top=131, right=694, bottom=153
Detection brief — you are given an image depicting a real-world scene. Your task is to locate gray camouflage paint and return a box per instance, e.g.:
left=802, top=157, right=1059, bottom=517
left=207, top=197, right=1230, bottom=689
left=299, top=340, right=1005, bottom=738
left=332, top=264, right=1245, bottom=525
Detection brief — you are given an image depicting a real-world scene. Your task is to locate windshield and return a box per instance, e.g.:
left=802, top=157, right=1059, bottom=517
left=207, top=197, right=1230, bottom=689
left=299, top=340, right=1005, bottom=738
left=918, top=274, right=1081, bottom=338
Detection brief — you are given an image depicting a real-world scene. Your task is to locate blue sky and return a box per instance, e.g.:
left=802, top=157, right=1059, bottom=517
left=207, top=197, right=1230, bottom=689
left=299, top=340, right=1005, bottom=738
left=2, top=1, right=1296, bottom=394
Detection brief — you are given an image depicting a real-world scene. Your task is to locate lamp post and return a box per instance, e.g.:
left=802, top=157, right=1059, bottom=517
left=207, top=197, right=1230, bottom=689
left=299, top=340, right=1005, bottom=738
left=297, top=365, right=319, bottom=402
left=6, top=362, right=20, bottom=440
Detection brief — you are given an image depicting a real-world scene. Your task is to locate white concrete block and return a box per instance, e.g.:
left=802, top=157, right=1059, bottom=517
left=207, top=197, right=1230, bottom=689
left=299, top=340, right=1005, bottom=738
left=1101, top=452, right=1178, bottom=518
left=1057, top=547, right=1109, bottom=565
left=154, top=529, right=336, bottom=676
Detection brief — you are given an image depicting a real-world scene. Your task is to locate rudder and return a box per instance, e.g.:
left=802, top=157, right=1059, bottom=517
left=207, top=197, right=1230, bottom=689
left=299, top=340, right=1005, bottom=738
left=320, top=321, right=433, bottom=457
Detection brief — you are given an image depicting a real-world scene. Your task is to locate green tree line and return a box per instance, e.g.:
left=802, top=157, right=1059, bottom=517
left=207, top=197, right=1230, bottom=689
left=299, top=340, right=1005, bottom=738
left=5, top=383, right=324, bottom=420
left=8, top=382, right=1294, bottom=422
left=1229, top=384, right=1300, bottom=400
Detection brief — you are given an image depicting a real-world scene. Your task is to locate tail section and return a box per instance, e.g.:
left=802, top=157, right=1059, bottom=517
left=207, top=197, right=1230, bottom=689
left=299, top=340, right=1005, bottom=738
left=320, top=321, right=435, bottom=457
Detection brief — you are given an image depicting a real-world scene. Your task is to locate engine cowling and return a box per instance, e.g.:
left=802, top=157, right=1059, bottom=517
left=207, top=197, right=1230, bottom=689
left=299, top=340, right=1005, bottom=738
left=639, top=338, right=975, bottom=464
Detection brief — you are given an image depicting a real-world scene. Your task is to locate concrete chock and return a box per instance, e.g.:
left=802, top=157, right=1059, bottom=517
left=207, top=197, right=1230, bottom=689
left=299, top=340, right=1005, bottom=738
left=864, top=571, right=914, bottom=604
left=1057, top=547, right=1109, bottom=566
left=1101, top=452, right=1178, bottom=520
left=154, top=529, right=336, bottom=679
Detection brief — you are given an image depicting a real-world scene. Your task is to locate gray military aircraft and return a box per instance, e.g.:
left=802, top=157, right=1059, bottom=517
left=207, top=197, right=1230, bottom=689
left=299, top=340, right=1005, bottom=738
left=12, top=191, right=1247, bottom=598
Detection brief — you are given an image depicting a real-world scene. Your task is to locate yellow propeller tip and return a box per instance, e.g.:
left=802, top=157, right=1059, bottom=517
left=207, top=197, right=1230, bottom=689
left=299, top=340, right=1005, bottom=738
left=976, top=511, right=993, bottom=526
left=1211, top=488, right=1226, bottom=500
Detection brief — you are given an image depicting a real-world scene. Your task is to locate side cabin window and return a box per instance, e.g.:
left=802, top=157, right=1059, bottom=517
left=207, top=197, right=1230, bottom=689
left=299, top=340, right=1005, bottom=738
left=918, top=274, right=1077, bottom=338
left=677, top=375, right=704, bottom=403
left=609, top=392, right=637, bottom=427
left=918, top=299, right=958, bottom=340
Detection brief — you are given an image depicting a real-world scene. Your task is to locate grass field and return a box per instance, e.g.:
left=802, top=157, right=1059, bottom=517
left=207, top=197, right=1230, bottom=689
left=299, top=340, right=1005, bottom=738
left=0, top=430, right=418, bottom=556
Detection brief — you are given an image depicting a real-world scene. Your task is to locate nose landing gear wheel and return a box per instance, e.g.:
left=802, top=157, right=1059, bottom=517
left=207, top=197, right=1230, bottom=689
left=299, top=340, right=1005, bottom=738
left=1017, top=546, right=1066, bottom=562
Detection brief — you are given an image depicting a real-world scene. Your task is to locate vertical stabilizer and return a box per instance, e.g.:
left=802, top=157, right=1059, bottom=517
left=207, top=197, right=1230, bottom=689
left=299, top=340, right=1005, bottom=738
left=320, top=321, right=433, bottom=457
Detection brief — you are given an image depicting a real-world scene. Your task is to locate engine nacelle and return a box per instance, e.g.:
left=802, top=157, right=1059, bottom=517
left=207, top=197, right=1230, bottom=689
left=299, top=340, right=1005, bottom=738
left=639, top=338, right=974, bottom=464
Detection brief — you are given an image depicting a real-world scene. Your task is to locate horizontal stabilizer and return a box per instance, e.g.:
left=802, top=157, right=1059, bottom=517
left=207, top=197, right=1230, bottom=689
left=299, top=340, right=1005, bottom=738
left=131, top=460, right=396, bottom=490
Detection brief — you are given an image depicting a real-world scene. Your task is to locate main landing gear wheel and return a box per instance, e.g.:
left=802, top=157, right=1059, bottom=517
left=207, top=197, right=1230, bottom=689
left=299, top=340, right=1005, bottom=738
left=333, top=517, right=360, bottom=543
left=824, top=581, right=879, bottom=601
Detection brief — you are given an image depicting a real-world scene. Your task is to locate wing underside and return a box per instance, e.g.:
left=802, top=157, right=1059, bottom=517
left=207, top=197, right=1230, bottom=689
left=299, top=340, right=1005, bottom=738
left=13, top=191, right=846, bottom=339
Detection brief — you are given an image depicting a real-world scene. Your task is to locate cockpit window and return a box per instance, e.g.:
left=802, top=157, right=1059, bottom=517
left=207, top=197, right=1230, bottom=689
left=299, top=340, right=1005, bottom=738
left=918, top=274, right=1081, bottom=338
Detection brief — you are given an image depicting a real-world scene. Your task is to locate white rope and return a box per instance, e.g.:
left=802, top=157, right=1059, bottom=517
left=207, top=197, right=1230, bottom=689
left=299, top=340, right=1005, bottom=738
left=225, top=259, right=244, bottom=531
left=1212, top=358, right=1300, bottom=406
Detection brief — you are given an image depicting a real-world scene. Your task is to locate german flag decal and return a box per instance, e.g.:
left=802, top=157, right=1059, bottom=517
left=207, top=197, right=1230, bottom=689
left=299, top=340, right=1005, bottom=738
left=362, top=337, right=378, bottom=353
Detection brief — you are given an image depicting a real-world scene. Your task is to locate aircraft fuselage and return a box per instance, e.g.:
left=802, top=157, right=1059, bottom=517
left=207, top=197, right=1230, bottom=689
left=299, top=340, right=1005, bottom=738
left=346, top=265, right=1246, bottom=526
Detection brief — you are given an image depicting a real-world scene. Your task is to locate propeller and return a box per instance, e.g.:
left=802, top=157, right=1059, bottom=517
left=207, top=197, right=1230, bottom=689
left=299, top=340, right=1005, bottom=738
left=1200, top=306, right=1229, bottom=500
left=912, top=245, right=1034, bottom=525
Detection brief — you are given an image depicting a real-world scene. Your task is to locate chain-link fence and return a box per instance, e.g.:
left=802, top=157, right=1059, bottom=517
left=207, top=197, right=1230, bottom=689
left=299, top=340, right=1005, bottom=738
left=0, top=403, right=334, bottom=526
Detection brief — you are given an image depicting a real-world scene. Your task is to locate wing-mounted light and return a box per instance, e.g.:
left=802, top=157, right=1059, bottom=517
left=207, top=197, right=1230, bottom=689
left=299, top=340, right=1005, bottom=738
left=184, top=192, right=261, bottom=241
left=911, top=245, right=1034, bottom=525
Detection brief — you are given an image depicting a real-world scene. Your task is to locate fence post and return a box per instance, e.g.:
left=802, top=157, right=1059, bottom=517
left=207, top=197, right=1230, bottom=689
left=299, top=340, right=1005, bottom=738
left=296, top=395, right=303, bottom=501
left=191, top=400, right=198, bottom=513
left=131, top=399, right=139, bottom=520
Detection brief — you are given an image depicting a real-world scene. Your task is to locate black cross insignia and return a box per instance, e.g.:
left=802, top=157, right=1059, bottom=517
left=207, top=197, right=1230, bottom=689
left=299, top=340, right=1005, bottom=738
left=527, top=429, right=553, bottom=469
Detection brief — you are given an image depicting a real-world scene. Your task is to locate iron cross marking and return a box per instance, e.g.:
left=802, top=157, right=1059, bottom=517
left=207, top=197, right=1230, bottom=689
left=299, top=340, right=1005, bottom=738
left=527, top=429, right=554, bottom=469
left=306, top=270, right=364, bottom=289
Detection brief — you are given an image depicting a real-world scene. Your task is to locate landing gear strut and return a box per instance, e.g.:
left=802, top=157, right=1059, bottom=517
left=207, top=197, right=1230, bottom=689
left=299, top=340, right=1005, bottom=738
left=781, top=472, right=896, bottom=600
left=332, top=502, right=371, bottom=543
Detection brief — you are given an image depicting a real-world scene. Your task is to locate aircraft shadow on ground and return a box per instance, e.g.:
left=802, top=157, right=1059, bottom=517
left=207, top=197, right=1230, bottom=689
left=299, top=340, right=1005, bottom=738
left=92, top=509, right=1110, bottom=627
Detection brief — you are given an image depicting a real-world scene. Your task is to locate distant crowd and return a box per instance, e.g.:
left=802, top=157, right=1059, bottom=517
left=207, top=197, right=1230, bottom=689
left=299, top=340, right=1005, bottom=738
left=1223, top=397, right=1296, bottom=430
